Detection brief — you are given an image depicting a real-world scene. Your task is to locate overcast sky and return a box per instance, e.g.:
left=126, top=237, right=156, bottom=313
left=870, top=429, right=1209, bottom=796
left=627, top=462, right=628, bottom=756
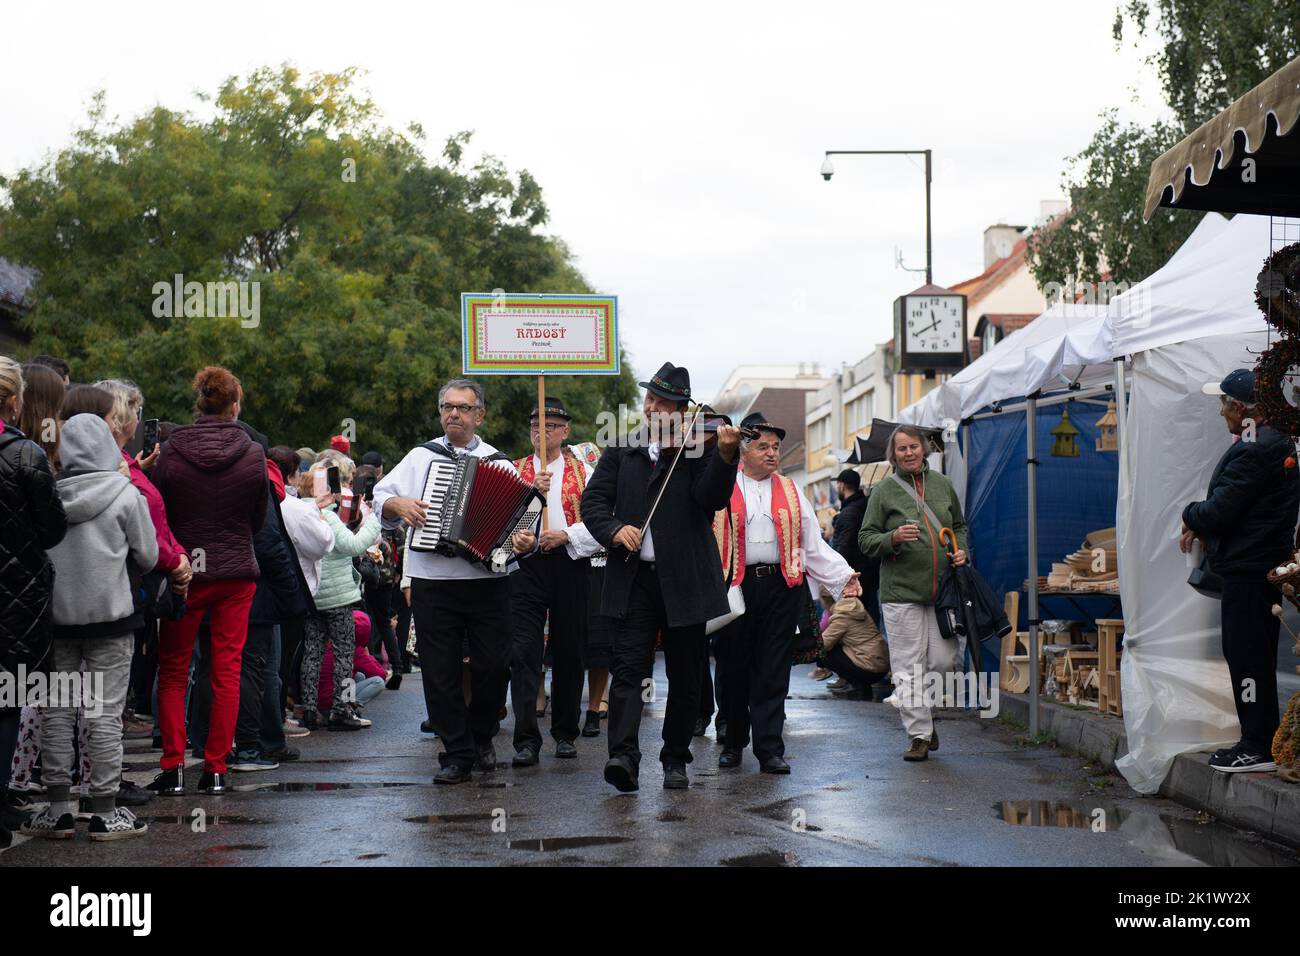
left=2, top=1, right=1167, bottom=399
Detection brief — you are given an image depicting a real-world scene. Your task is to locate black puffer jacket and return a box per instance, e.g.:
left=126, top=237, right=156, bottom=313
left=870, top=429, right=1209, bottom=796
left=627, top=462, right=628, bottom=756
left=1182, top=424, right=1300, bottom=578
left=832, top=488, right=879, bottom=601
left=0, top=424, right=69, bottom=676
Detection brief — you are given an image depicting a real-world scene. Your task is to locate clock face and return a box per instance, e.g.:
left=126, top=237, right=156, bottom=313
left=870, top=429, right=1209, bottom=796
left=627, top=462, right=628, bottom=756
left=905, top=295, right=964, bottom=354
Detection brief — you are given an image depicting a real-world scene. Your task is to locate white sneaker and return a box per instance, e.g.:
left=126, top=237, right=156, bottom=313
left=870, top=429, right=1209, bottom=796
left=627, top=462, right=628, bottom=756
left=21, top=807, right=76, bottom=840
left=88, top=807, right=148, bottom=842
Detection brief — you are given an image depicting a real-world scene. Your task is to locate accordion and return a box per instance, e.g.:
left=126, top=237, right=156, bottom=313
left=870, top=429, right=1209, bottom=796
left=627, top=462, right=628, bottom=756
left=409, top=454, right=543, bottom=572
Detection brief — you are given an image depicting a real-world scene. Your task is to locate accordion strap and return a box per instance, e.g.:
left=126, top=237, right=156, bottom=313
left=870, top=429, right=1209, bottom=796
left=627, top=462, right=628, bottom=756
left=419, top=440, right=511, bottom=464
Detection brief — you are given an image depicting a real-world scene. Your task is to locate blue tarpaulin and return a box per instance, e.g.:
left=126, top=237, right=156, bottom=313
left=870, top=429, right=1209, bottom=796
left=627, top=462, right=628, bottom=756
left=963, top=397, right=1119, bottom=664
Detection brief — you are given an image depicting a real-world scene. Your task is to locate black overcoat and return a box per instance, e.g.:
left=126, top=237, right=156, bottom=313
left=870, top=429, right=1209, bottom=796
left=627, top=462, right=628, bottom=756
left=580, top=433, right=735, bottom=627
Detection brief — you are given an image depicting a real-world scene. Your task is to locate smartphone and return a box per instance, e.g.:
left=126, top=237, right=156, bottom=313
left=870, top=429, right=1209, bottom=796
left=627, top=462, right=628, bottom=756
left=327, top=466, right=342, bottom=495
left=358, top=474, right=376, bottom=501
left=312, top=469, right=328, bottom=497
left=142, top=419, right=159, bottom=457
left=338, top=491, right=358, bottom=524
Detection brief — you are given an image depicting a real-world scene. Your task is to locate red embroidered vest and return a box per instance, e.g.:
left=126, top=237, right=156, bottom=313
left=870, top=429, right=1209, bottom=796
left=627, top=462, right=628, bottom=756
left=514, top=451, right=587, bottom=527
left=712, top=470, right=803, bottom=588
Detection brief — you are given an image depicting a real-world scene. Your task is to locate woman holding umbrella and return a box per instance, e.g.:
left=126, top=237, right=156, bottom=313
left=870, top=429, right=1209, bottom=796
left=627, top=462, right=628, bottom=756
left=858, top=425, right=968, bottom=762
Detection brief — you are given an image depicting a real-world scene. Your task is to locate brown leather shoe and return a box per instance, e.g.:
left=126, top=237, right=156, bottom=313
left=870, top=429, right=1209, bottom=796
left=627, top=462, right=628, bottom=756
left=903, top=737, right=930, bottom=761
left=929, top=730, right=939, bottom=752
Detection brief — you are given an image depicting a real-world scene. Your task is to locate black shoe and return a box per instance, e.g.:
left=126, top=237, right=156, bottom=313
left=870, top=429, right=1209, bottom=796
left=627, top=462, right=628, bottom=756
left=719, top=748, right=742, bottom=769
left=715, top=720, right=727, bottom=743
left=197, top=772, right=227, bottom=795
left=604, top=756, right=639, bottom=793
left=299, top=710, right=321, bottom=730
left=474, top=743, right=497, bottom=773
left=512, top=746, right=539, bottom=767
left=692, top=717, right=706, bottom=737
left=434, top=764, right=472, bottom=785
left=1208, top=746, right=1278, bottom=774
left=151, top=735, right=162, bottom=750
left=386, top=672, right=402, bottom=691
left=146, top=766, right=185, bottom=796
left=420, top=719, right=437, bottom=734
left=115, top=780, right=154, bottom=807
left=327, top=712, right=366, bottom=731
left=759, top=755, right=791, bottom=775
left=581, top=710, right=602, bottom=738
left=264, top=745, right=301, bottom=762
left=663, top=763, right=689, bottom=790
left=401, top=661, right=413, bottom=674
left=555, top=740, right=578, bottom=759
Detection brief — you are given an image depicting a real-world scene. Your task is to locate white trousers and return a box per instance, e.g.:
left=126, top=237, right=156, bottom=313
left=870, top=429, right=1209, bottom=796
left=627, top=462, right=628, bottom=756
left=882, top=603, right=959, bottom=739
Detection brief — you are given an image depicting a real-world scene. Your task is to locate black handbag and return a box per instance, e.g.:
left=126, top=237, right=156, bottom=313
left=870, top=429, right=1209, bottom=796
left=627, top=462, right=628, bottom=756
left=1187, top=550, right=1223, bottom=599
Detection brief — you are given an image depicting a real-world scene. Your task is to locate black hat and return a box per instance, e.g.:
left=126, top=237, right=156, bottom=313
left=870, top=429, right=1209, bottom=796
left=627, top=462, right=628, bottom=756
left=530, top=396, right=572, bottom=420
left=638, top=362, right=691, bottom=402
left=836, top=468, right=861, bottom=489
left=361, top=451, right=384, bottom=468
left=740, top=411, right=786, bottom=441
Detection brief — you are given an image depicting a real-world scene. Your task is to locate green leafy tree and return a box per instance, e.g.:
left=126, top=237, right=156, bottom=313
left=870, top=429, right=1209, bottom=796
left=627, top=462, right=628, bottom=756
left=1027, top=1, right=1299, bottom=294
left=0, top=65, right=636, bottom=460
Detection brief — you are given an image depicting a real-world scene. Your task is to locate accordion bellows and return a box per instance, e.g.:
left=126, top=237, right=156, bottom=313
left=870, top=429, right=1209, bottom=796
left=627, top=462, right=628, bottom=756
left=410, top=455, right=543, bottom=571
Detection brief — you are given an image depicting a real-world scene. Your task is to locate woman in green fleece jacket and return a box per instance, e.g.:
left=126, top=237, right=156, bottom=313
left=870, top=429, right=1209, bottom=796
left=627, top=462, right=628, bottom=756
left=858, top=425, right=968, bottom=763
left=300, top=453, right=382, bottom=730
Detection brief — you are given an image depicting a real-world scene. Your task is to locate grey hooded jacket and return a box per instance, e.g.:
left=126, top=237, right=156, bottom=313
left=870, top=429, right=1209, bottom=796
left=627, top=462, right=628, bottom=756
left=47, top=414, right=158, bottom=637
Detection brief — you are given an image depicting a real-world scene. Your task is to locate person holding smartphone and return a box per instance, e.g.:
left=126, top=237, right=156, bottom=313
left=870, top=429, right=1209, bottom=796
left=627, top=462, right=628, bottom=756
left=299, top=452, right=381, bottom=731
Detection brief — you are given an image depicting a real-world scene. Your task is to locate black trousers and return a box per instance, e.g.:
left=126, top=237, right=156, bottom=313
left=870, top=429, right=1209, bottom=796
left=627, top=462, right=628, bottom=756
left=509, top=551, right=588, bottom=751
left=396, top=592, right=413, bottom=670
left=824, top=643, right=886, bottom=694
left=235, top=624, right=274, bottom=751
left=607, top=563, right=706, bottom=769
left=411, top=577, right=512, bottom=771
left=280, top=615, right=305, bottom=712
left=1220, top=576, right=1282, bottom=753
left=365, top=583, right=402, bottom=670
left=720, top=568, right=802, bottom=759
left=129, top=616, right=157, bottom=716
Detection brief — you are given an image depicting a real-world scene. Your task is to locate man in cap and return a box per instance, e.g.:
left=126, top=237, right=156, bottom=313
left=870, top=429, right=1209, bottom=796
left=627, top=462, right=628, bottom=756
left=580, top=362, right=741, bottom=791
left=715, top=411, right=860, bottom=773
left=507, top=396, right=598, bottom=766
left=1182, top=368, right=1299, bottom=773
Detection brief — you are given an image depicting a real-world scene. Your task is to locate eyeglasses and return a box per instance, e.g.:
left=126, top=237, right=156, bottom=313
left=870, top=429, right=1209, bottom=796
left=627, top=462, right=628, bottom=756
left=531, top=422, right=567, bottom=432
left=440, top=403, right=481, bottom=415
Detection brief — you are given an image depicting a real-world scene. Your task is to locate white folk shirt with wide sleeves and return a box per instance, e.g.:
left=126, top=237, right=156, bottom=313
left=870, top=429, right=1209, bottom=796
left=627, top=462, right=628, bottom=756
left=738, top=472, right=854, bottom=601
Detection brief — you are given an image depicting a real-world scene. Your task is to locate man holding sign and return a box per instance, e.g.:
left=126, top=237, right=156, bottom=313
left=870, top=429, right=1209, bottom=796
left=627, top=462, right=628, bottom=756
left=580, top=362, right=741, bottom=793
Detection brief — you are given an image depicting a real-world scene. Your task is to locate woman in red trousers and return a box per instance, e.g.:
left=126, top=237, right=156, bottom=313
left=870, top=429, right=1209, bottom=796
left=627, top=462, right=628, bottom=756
left=148, top=367, right=268, bottom=795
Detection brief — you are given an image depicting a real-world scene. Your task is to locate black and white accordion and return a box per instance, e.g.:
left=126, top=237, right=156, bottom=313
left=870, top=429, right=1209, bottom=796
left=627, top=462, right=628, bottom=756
left=409, top=452, right=543, bottom=572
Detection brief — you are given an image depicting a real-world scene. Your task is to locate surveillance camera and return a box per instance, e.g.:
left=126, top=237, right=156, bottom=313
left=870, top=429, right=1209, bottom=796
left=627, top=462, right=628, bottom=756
left=820, top=157, right=834, bottom=181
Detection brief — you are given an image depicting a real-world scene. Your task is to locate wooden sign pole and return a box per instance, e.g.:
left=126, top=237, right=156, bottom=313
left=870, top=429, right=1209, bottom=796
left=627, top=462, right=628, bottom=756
left=537, top=373, right=548, bottom=531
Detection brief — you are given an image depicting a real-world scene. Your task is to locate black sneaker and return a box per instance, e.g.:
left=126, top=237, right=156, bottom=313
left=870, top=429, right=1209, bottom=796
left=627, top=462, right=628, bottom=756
left=116, top=780, right=154, bottom=808
left=21, top=808, right=76, bottom=840
left=264, top=745, right=301, bottom=762
left=89, top=807, right=148, bottom=842
left=197, top=772, right=228, bottom=794
left=1209, top=747, right=1278, bottom=774
left=327, top=712, right=366, bottom=731
left=146, top=766, right=185, bottom=796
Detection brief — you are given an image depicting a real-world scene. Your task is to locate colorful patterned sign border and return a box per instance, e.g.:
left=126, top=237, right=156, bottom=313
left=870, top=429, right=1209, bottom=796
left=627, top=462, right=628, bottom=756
left=460, top=293, right=619, bottom=375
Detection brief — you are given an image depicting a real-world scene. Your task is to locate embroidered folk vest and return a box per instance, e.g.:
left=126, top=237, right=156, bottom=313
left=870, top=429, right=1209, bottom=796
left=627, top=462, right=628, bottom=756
left=712, top=471, right=803, bottom=589
left=514, top=450, right=587, bottom=528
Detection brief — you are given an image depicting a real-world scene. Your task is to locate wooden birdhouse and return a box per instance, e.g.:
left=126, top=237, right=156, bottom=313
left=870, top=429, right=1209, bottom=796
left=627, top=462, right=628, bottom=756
left=1050, top=408, right=1081, bottom=458
left=1096, top=400, right=1118, bottom=452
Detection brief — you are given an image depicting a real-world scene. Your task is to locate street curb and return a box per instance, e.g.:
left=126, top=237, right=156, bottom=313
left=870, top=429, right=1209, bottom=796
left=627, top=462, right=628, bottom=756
left=998, top=692, right=1300, bottom=851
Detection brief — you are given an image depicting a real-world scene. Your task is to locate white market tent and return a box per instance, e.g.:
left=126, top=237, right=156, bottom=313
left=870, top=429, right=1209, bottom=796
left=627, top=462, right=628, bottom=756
left=898, top=212, right=1278, bottom=793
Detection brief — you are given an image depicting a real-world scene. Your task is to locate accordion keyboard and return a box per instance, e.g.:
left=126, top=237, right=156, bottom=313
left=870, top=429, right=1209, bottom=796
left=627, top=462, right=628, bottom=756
left=409, top=457, right=460, bottom=553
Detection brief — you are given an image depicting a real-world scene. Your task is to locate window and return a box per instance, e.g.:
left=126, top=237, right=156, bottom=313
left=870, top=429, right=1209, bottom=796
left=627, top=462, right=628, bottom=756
left=808, top=416, right=831, bottom=451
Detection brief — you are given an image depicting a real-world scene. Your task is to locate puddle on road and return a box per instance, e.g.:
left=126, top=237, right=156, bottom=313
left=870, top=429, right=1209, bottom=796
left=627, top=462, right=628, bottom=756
left=204, top=844, right=268, bottom=853
left=996, top=800, right=1300, bottom=867
left=658, top=812, right=687, bottom=822
left=507, top=836, right=631, bottom=852
left=721, top=850, right=798, bottom=866
left=235, top=782, right=421, bottom=793
left=404, top=812, right=530, bottom=824
left=140, top=814, right=267, bottom=825
left=356, top=852, right=387, bottom=860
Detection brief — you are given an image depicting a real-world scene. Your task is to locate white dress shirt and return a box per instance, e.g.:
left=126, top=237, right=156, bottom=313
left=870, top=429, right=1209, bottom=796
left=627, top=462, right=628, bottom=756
left=738, top=470, right=854, bottom=601
left=372, top=434, right=517, bottom=581
left=640, top=443, right=661, bottom=561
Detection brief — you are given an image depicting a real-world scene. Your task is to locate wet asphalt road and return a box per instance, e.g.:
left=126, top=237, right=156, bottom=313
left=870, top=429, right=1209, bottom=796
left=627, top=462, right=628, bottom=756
left=3, top=662, right=1297, bottom=867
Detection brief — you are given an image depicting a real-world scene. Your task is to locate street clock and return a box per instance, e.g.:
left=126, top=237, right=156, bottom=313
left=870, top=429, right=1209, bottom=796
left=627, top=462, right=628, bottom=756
left=893, top=283, right=968, bottom=374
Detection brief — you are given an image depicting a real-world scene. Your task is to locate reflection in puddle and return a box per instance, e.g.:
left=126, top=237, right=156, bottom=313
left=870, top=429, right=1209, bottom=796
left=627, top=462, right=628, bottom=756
left=404, top=813, right=528, bottom=824
left=995, top=801, right=1300, bottom=867
left=356, top=852, right=387, bottom=860
left=235, top=782, right=419, bottom=793
left=507, top=836, right=631, bottom=851
left=658, top=812, right=686, bottom=823
left=141, top=814, right=267, bottom=825
left=722, top=850, right=798, bottom=867
left=205, top=844, right=268, bottom=852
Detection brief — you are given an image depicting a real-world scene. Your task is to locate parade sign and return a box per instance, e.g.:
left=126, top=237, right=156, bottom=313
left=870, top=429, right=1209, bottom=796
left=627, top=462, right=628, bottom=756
left=460, top=292, right=619, bottom=375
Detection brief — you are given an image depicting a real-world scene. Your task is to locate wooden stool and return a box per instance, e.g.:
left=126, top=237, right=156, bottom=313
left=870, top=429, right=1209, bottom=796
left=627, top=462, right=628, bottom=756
left=1096, top=618, right=1125, bottom=716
